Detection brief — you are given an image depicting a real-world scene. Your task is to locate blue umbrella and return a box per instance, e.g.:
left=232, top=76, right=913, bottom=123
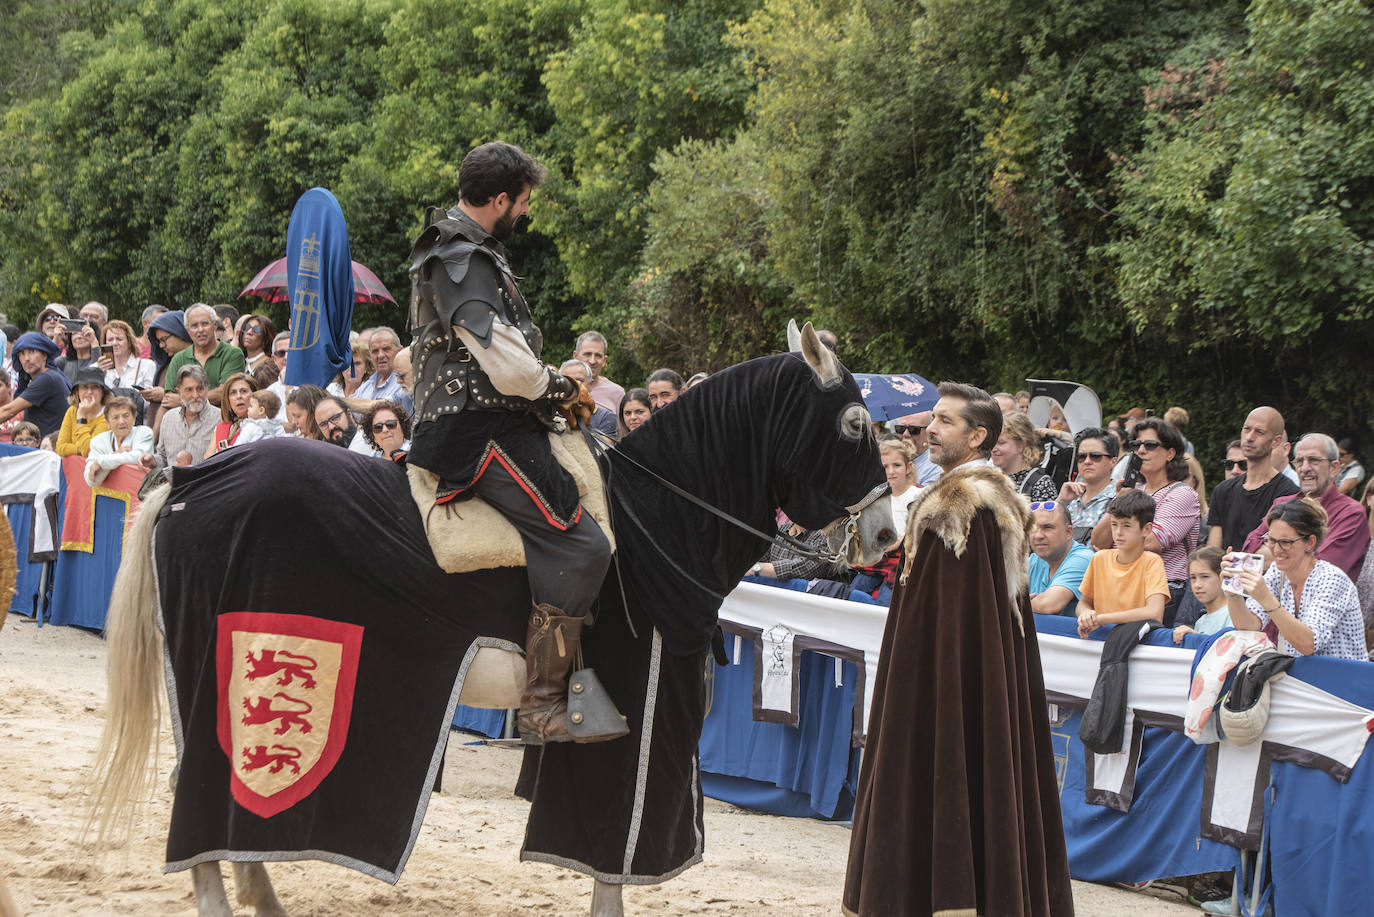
left=284, top=188, right=355, bottom=387
left=854, top=373, right=938, bottom=421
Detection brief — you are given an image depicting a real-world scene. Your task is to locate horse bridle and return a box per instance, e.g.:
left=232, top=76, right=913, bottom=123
left=584, top=426, right=889, bottom=567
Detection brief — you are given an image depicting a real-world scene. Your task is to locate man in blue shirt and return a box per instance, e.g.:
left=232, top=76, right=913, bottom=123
left=1027, top=501, right=1094, bottom=616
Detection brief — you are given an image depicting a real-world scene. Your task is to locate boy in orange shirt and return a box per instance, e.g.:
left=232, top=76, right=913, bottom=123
left=1077, top=489, right=1169, bottom=638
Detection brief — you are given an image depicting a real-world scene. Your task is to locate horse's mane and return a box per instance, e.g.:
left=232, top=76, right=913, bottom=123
left=600, top=353, right=814, bottom=655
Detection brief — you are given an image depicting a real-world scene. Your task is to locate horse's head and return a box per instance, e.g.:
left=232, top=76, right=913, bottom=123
left=775, top=321, right=892, bottom=567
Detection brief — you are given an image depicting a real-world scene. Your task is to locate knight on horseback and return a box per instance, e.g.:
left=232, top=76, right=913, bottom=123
left=405, top=141, right=621, bottom=745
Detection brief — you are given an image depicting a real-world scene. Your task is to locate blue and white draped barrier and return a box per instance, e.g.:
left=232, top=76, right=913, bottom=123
left=707, top=585, right=1374, bottom=916
left=1, top=445, right=63, bottom=619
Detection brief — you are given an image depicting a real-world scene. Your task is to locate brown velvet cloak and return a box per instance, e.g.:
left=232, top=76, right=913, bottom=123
left=843, top=465, right=1074, bottom=917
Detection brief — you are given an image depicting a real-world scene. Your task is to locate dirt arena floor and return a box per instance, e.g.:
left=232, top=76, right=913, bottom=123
left=0, top=612, right=1201, bottom=915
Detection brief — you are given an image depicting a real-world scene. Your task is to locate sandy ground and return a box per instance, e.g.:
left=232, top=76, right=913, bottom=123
left=0, top=612, right=1202, bottom=916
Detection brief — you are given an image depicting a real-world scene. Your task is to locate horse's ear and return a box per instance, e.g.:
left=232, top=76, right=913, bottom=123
left=799, top=321, right=842, bottom=388
left=786, top=319, right=803, bottom=353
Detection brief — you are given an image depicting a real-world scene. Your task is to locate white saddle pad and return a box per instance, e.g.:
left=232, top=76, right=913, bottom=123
left=407, top=427, right=614, bottom=575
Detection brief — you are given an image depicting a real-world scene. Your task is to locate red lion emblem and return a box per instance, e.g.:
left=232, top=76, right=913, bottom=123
left=244, top=649, right=318, bottom=689
left=241, top=744, right=303, bottom=775
left=241, top=692, right=314, bottom=736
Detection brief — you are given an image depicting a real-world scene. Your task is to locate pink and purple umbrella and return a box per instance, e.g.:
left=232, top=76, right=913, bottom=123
left=239, top=257, right=396, bottom=305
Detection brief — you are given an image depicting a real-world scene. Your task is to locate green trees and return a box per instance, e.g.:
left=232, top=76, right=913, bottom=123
left=0, top=0, right=1369, bottom=452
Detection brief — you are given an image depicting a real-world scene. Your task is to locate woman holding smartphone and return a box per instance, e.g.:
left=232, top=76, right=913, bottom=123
left=98, top=319, right=156, bottom=390
left=58, top=317, right=104, bottom=383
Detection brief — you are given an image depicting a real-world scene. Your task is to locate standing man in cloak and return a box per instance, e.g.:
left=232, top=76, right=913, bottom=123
left=843, top=381, right=1074, bottom=917
left=406, top=141, right=619, bottom=744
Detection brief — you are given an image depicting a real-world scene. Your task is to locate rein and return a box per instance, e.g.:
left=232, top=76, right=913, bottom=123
left=581, top=426, right=887, bottom=570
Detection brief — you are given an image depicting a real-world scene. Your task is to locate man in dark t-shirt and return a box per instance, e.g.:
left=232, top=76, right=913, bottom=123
left=1207, top=406, right=1300, bottom=550
left=0, top=332, right=73, bottom=440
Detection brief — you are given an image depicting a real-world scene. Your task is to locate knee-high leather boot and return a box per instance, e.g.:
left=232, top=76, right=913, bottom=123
left=518, top=603, right=627, bottom=744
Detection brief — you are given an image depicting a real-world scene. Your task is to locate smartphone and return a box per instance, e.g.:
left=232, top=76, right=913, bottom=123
left=99, top=344, right=115, bottom=356
left=60, top=318, right=87, bottom=333
left=1222, top=553, right=1265, bottom=596
left=1121, top=453, right=1143, bottom=489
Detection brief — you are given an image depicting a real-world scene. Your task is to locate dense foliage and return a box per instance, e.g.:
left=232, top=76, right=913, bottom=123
left=0, top=0, right=1370, bottom=465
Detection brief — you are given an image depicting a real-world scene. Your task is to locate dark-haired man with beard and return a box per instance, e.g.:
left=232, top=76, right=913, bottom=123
left=405, top=141, right=617, bottom=745
left=845, top=381, right=1072, bottom=917
left=314, top=396, right=360, bottom=449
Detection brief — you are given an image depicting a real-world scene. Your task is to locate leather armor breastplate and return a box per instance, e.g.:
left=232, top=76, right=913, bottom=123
left=408, top=210, right=548, bottom=423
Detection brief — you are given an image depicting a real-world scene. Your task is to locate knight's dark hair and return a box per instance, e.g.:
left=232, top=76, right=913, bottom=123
left=459, top=142, right=547, bottom=208
left=1267, top=497, right=1328, bottom=547
left=1075, top=427, right=1119, bottom=458
left=646, top=368, right=683, bottom=391
left=1107, top=489, right=1156, bottom=526
left=1133, top=417, right=1189, bottom=482
left=936, top=381, right=1001, bottom=457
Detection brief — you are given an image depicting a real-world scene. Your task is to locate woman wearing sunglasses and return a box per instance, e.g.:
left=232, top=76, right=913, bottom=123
left=1092, top=417, right=1198, bottom=625
left=1226, top=498, right=1367, bottom=660
left=235, top=314, right=277, bottom=373
left=1058, top=428, right=1118, bottom=544
left=360, top=399, right=412, bottom=460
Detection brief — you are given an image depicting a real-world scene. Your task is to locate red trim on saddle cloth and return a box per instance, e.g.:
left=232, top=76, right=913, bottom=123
left=433, top=443, right=583, bottom=531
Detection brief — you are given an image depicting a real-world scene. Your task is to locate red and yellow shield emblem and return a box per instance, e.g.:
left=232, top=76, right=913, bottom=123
left=216, top=612, right=363, bottom=818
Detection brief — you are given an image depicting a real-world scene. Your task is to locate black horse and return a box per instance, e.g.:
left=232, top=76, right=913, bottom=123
left=90, top=322, right=891, bottom=916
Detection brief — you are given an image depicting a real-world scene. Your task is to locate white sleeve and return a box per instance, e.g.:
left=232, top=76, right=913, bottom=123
left=453, top=322, right=552, bottom=400
left=136, top=359, right=156, bottom=389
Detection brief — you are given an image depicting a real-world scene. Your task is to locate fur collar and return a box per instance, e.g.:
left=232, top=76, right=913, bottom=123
left=899, top=465, right=1033, bottom=632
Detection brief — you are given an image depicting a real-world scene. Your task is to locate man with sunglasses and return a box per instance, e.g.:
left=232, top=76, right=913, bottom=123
left=1240, top=433, right=1370, bottom=581
left=1207, top=407, right=1299, bottom=552
left=891, top=410, right=940, bottom=485
left=1223, top=440, right=1246, bottom=480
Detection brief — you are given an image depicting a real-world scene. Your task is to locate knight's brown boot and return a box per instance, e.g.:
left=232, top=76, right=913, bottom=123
left=517, top=603, right=628, bottom=744
left=518, top=604, right=583, bottom=743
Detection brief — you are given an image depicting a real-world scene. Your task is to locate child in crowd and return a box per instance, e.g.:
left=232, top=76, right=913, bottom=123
left=1172, top=546, right=1233, bottom=643
left=236, top=390, right=285, bottom=444
left=1077, top=489, right=1170, bottom=638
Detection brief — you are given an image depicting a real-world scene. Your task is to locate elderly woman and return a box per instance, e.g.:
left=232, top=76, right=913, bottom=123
left=56, top=365, right=112, bottom=456
left=618, top=387, right=652, bottom=438
left=98, top=319, right=156, bottom=390
left=331, top=341, right=373, bottom=398
left=85, top=396, right=155, bottom=485
left=992, top=411, right=1057, bottom=501
left=205, top=372, right=258, bottom=457
left=0, top=332, right=72, bottom=440
left=361, top=399, right=412, bottom=460
left=1227, top=498, right=1367, bottom=661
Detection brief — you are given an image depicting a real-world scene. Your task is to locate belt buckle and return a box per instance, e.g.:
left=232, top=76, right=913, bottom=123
left=445, top=379, right=464, bottom=395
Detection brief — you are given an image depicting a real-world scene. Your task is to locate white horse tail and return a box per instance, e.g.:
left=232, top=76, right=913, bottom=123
left=85, top=481, right=171, bottom=847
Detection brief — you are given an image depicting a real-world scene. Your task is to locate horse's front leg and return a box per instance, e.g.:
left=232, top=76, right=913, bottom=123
left=190, top=862, right=233, bottom=917
left=591, top=879, right=624, bottom=917
left=232, top=862, right=289, bottom=917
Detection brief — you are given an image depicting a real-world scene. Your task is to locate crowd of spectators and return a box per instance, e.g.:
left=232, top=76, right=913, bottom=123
left=4, top=305, right=1373, bottom=664
left=742, top=362, right=1374, bottom=664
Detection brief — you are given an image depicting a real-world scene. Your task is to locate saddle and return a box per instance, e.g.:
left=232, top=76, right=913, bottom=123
left=406, top=427, right=615, bottom=575
left=408, top=428, right=615, bottom=712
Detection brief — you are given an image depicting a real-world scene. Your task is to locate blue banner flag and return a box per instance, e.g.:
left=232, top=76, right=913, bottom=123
left=284, top=188, right=354, bottom=386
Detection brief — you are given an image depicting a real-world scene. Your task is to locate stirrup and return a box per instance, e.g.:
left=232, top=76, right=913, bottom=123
left=566, top=668, right=629, bottom=743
